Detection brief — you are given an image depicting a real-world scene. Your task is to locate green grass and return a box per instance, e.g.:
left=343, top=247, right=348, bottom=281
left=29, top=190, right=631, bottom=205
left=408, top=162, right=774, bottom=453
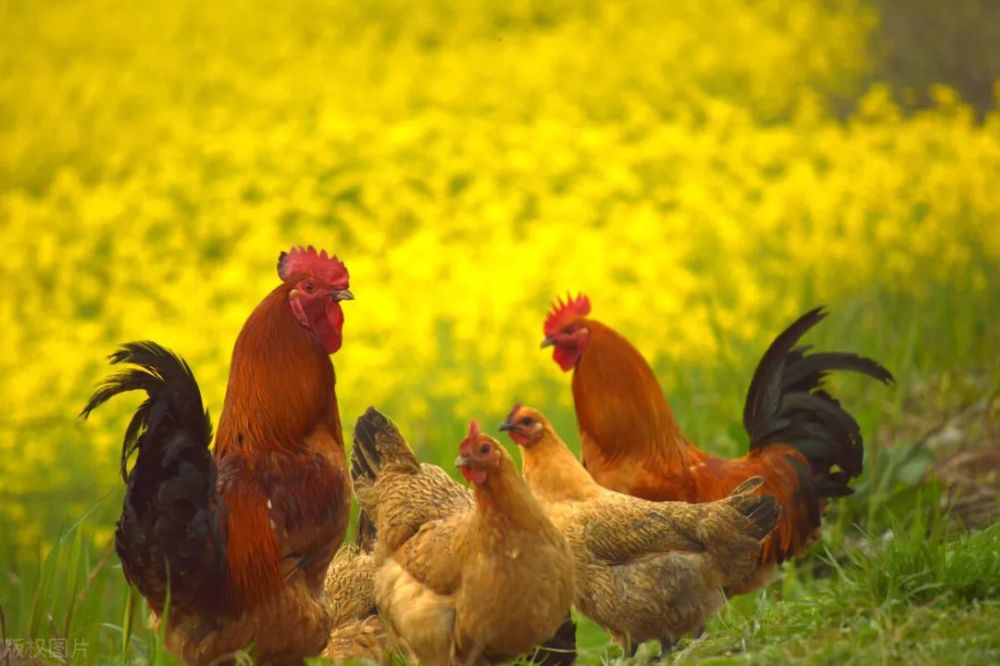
left=6, top=491, right=997, bottom=665
left=2, top=278, right=998, bottom=665
left=574, top=521, right=1000, bottom=665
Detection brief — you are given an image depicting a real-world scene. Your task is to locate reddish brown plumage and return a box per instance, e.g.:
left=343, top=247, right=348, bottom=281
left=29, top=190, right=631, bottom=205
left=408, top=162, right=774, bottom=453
left=550, top=308, right=892, bottom=592
left=215, top=283, right=350, bottom=608
left=83, top=248, right=355, bottom=664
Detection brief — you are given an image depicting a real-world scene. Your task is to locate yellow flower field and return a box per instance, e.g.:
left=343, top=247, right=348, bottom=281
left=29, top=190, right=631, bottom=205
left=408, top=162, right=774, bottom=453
left=1, top=0, right=998, bottom=555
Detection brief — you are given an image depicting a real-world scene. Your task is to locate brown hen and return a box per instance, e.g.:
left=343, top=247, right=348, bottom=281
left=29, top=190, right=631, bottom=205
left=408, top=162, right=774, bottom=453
left=351, top=408, right=575, bottom=665
left=502, top=405, right=779, bottom=654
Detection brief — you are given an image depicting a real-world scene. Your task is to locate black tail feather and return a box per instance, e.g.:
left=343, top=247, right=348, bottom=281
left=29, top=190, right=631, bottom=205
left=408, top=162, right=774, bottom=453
left=81, top=341, right=213, bottom=481
left=81, top=341, right=225, bottom=614
left=743, top=307, right=894, bottom=502
left=352, top=413, right=378, bottom=551
left=743, top=307, right=829, bottom=440
left=782, top=350, right=894, bottom=393
left=350, top=407, right=413, bottom=553
left=350, top=407, right=419, bottom=484
left=350, top=411, right=380, bottom=486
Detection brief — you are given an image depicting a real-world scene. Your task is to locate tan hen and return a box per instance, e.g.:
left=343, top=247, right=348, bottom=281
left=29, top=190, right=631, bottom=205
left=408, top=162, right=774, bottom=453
left=351, top=408, right=575, bottom=665
left=502, top=405, right=779, bottom=654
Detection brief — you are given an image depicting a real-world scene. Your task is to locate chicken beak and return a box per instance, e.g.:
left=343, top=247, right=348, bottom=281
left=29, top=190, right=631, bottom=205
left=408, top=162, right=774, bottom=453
left=454, top=453, right=470, bottom=468
left=498, top=419, right=516, bottom=433
left=331, top=288, right=354, bottom=301
left=540, top=336, right=555, bottom=349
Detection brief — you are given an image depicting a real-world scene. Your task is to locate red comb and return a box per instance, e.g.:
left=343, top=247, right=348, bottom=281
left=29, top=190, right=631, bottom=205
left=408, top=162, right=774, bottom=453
left=544, top=292, right=591, bottom=337
left=277, top=246, right=349, bottom=285
left=459, top=420, right=483, bottom=455
left=506, top=402, right=523, bottom=422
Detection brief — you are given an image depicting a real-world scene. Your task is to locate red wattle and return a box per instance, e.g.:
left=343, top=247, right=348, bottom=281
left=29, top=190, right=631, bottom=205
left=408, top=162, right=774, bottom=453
left=553, top=346, right=579, bottom=372
left=460, top=466, right=488, bottom=484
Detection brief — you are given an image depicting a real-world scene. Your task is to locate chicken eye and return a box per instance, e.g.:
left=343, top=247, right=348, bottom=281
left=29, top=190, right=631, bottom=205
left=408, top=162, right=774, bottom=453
left=303, top=282, right=316, bottom=294
left=520, top=417, right=534, bottom=426
left=479, top=443, right=491, bottom=455
left=562, top=325, right=573, bottom=334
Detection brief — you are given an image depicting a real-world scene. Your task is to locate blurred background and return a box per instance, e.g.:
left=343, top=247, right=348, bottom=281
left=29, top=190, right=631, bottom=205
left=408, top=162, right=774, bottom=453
left=1, top=0, right=998, bottom=662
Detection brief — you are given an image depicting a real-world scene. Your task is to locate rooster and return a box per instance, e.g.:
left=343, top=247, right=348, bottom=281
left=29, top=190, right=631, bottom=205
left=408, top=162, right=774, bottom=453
left=541, top=295, right=893, bottom=592
left=81, top=247, right=355, bottom=664
left=351, top=407, right=576, bottom=665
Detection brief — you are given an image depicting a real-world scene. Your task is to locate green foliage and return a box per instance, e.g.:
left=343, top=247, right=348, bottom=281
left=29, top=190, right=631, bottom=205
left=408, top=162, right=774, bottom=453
left=850, top=518, right=1000, bottom=607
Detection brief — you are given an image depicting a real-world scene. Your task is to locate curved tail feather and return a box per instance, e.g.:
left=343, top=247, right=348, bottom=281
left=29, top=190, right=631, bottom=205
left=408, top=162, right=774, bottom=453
left=739, top=308, right=893, bottom=562
left=81, top=341, right=226, bottom=614
left=350, top=407, right=421, bottom=480
left=743, top=307, right=893, bottom=469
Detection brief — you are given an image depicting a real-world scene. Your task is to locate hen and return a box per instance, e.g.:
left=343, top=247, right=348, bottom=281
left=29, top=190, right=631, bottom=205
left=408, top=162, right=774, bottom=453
left=351, top=408, right=575, bottom=665
left=542, top=295, right=893, bottom=592
left=502, top=405, right=778, bottom=653
left=81, top=247, right=354, bottom=664
left=322, top=544, right=388, bottom=663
